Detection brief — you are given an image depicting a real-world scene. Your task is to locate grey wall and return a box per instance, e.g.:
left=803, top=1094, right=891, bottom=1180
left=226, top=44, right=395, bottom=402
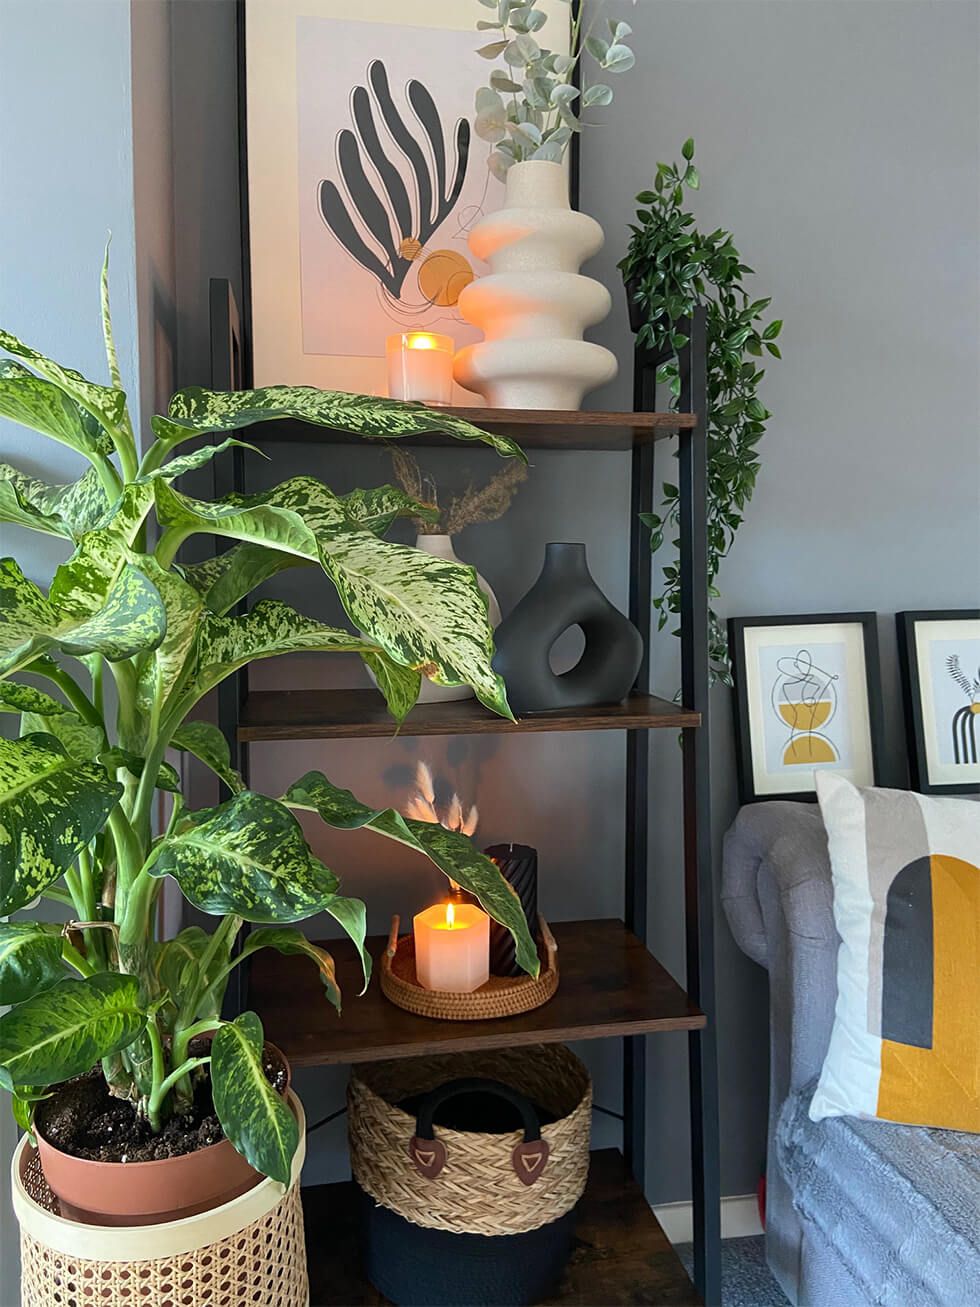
left=0, top=0, right=176, bottom=1290
left=581, top=0, right=980, bottom=1199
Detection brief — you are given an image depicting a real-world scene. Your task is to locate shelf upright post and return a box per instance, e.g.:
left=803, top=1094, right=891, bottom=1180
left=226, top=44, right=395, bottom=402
left=208, top=277, right=251, bottom=1016
left=623, top=348, right=659, bottom=1192
left=678, top=305, right=722, bottom=1304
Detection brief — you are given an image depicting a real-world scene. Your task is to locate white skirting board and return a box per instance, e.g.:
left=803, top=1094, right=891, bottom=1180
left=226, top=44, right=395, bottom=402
left=653, top=1194, right=764, bottom=1245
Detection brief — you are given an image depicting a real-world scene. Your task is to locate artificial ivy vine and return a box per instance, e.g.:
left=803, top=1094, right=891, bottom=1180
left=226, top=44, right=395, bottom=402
left=619, top=140, right=782, bottom=683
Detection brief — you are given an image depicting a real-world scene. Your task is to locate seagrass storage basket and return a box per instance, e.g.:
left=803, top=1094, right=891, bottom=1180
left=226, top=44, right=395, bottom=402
left=348, top=1044, right=591, bottom=1306
left=13, top=1091, right=309, bottom=1307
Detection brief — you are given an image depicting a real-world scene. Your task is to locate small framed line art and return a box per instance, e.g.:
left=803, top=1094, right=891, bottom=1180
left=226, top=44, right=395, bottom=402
left=897, top=610, right=980, bottom=795
left=729, top=614, right=884, bottom=804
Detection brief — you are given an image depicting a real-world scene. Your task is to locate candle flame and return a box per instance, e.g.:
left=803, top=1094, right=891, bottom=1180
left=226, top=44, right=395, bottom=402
left=445, top=901, right=455, bottom=930
left=408, top=332, right=440, bottom=351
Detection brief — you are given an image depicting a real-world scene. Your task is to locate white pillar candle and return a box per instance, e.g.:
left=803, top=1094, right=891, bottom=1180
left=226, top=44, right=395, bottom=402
left=413, top=901, right=490, bottom=993
left=386, top=331, right=454, bottom=405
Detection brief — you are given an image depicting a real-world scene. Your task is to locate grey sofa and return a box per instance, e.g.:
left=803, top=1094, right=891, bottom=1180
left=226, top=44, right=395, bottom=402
left=722, top=801, right=980, bottom=1307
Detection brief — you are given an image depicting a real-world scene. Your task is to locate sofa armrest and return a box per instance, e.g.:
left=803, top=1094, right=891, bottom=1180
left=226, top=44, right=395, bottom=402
left=722, top=802, right=839, bottom=1099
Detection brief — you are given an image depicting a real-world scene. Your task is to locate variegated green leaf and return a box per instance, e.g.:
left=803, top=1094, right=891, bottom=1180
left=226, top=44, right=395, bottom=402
left=136, top=437, right=264, bottom=484
left=0, top=535, right=166, bottom=676
left=154, top=925, right=229, bottom=1017
left=149, top=790, right=340, bottom=923
left=211, top=1011, right=298, bottom=1185
left=170, top=721, right=244, bottom=795
left=0, top=360, right=113, bottom=460
left=360, top=649, right=421, bottom=721
left=134, top=557, right=203, bottom=716
left=240, top=928, right=341, bottom=1010
left=0, top=973, right=144, bottom=1088
left=283, top=772, right=539, bottom=977
left=21, top=710, right=105, bottom=762
left=0, top=923, right=65, bottom=1005
left=0, top=331, right=127, bottom=441
left=180, top=599, right=415, bottom=722
left=152, top=385, right=526, bottom=462
left=0, top=733, right=122, bottom=915
left=179, top=543, right=312, bottom=617
left=0, top=465, right=109, bottom=542
left=339, top=484, right=436, bottom=536
left=321, top=894, right=371, bottom=994
left=156, top=478, right=511, bottom=717
left=0, top=683, right=69, bottom=717
left=98, top=747, right=181, bottom=794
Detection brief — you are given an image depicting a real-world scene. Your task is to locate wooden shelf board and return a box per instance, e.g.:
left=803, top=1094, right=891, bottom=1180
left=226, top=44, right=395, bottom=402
left=239, top=689, right=700, bottom=741
left=241, top=407, right=697, bottom=451
left=302, top=1149, right=701, bottom=1306
left=249, top=919, right=704, bottom=1069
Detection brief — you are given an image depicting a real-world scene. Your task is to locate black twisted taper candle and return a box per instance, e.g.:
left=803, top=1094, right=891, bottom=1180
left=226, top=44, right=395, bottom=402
left=482, top=843, right=538, bottom=978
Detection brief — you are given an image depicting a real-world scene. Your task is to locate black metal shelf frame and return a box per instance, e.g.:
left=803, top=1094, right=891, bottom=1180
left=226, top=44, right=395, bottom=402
left=206, top=280, right=721, bottom=1305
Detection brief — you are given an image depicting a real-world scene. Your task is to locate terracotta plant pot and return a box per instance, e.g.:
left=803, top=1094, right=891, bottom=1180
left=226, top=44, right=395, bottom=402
left=34, top=1043, right=291, bottom=1227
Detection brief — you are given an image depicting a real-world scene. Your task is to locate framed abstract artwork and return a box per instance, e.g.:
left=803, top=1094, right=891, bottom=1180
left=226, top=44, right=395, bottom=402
left=242, top=0, right=569, bottom=397
left=897, top=610, right=980, bottom=795
left=729, top=613, right=884, bottom=804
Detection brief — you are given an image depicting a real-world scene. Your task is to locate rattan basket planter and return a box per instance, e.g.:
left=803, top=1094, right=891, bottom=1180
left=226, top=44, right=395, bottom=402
left=349, top=1045, right=591, bottom=1305
left=12, top=1091, right=309, bottom=1307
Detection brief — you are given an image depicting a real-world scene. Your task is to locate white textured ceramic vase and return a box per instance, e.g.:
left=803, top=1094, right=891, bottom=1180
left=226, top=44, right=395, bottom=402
left=454, top=160, right=617, bottom=410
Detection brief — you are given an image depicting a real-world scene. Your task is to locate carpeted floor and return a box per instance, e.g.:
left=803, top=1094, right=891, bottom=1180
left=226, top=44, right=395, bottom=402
left=677, top=1236, right=789, bottom=1307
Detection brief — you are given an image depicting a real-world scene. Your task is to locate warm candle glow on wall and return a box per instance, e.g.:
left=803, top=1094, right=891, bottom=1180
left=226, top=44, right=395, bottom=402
left=386, top=331, right=453, bottom=405
left=413, top=900, right=489, bottom=992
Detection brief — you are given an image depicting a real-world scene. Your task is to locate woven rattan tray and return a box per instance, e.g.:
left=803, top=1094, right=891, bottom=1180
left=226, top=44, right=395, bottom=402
left=380, top=914, right=558, bottom=1020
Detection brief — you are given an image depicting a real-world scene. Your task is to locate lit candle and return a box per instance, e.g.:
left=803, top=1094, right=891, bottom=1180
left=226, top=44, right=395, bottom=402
left=413, top=901, right=490, bottom=993
left=386, top=331, right=454, bottom=405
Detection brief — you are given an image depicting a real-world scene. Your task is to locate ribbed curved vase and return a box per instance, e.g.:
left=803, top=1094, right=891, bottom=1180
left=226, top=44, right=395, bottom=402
left=454, top=161, right=617, bottom=410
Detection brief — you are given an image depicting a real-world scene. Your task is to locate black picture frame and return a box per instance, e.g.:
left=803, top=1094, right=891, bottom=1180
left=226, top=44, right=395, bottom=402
left=728, top=612, right=884, bottom=805
left=897, top=609, right=980, bottom=796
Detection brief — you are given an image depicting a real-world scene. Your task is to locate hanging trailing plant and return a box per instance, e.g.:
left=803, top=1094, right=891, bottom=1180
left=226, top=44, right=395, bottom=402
left=619, top=140, right=782, bottom=683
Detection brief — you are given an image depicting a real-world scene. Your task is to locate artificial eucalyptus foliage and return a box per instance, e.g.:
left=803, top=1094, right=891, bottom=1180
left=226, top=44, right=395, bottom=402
left=0, top=255, right=537, bottom=1190
left=619, top=140, right=782, bottom=681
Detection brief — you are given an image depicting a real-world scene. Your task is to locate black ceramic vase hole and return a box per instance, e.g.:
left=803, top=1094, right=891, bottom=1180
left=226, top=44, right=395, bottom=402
left=492, top=543, right=643, bottom=715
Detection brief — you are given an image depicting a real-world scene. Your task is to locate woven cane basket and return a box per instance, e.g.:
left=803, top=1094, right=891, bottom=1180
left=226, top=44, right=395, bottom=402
left=13, top=1091, right=309, bottom=1307
left=348, top=1044, right=591, bottom=1238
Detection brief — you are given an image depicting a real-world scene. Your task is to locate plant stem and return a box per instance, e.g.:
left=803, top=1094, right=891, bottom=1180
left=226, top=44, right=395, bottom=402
left=171, top=1018, right=222, bottom=1070
left=62, top=940, right=95, bottom=978
left=175, top=915, right=242, bottom=1033
left=148, top=1057, right=210, bottom=1132
left=145, top=1013, right=167, bottom=1130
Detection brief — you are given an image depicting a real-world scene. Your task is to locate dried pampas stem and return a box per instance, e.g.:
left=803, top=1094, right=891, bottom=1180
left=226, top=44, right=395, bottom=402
left=405, top=761, right=478, bottom=837
left=391, top=450, right=527, bottom=536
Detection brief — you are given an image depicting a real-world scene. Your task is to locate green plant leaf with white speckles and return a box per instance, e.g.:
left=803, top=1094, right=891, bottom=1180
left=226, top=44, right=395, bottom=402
left=134, top=556, right=204, bottom=719
left=0, top=534, right=166, bottom=677
left=240, top=928, right=342, bottom=1010
left=0, top=465, right=109, bottom=541
left=136, top=437, right=264, bottom=484
left=20, top=710, right=105, bottom=762
left=152, top=385, right=526, bottom=462
left=211, top=1011, right=298, bottom=1186
left=149, top=790, right=340, bottom=923
left=171, top=721, right=244, bottom=795
left=0, top=973, right=144, bottom=1088
left=98, top=747, right=181, bottom=794
left=0, top=332, right=127, bottom=444
left=175, top=599, right=416, bottom=723
left=0, top=733, right=122, bottom=915
left=0, top=923, right=65, bottom=1005
left=0, top=360, right=115, bottom=461
left=283, top=772, right=539, bottom=978
left=155, top=477, right=511, bottom=718
left=179, top=543, right=312, bottom=617
left=0, top=683, right=69, bottom=717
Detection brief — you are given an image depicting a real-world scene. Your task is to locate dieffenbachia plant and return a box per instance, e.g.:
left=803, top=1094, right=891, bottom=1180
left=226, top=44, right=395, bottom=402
left=0, top=257, right=538, bottom=1187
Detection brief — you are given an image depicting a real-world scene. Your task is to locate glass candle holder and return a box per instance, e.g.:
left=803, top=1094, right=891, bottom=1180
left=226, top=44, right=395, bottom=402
left=386, top=331, right=454, bottom=405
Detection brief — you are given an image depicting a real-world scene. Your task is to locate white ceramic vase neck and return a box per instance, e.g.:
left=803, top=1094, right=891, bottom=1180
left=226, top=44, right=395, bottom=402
left=454, top=161, right=617, bottom=410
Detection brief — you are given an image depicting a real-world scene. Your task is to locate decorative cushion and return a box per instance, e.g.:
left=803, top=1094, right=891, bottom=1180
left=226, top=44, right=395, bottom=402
left=811, top=773, right=980, bottom=1132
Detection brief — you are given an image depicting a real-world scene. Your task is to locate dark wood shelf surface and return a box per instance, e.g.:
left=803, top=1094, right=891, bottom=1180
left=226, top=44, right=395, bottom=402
left=239, top=689, right=700, bottom=741
left=303, top=1148, right=701, bottom=1306
left=250, top=919, right=704, bottom=1069
left=243, top=406, right=696, bottom=452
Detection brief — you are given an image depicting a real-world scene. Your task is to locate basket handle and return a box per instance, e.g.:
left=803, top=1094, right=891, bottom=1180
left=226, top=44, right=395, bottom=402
left=408, top=1077, right=551, bottom=1187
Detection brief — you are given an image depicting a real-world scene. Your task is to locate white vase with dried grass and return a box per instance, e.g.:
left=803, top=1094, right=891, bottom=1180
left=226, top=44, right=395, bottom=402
left=384, top=451, right=524, bottom=704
